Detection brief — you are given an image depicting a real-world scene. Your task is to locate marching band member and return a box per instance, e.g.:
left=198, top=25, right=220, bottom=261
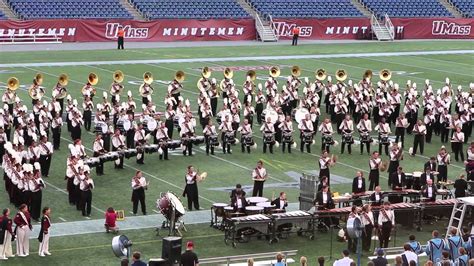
left=14, top=204, right=32, bottom=257
left=74, top=139, right=87, bottom=159
left=421, top=179, right=437, bottom=201
left=93, top=134, right=106, bottom=175
left=299, top=114, right=314, bottom=153
left=318, top=118, right=334, bottom=152
left=164, top=105, right=175, bottom=139
left=38, top=207, right=52, bottom=257
left=451, top=126, right=465, bottom=162
left=180, top=115, right=195, bottom=157
left=377, top=202, right=395, bottom=248
left=28, top=137, right=40, bottom=164
left=208, top=79, right=219, bottom=116
left=125, top=113, right=136, bottom=148
left=437, top=147, right=450, bottom=183
left=279, top=115, right=293, bottom=153
left=0, top=208, right=14, bottom=260
left=439, top=109, right=451, bottom=143
left=395, top=113, right=408, bottom=148
left=168, top=78, right=182, bottom=110
left=446, top=228, right=464, bottom=260
left=134, top=123, right=146, bottom=164
left=51, top=112, right=62, bottom=150
left=29, top=163, right=45, bottom=221
left=73, top=160, right=84, bottom=211
left=368, top=152, right=382, bottom=190
left=111, top=129, right=126, bottom=168
left=82, top=95, right=94, bottom=131
left=339, top=114, right=354, bottom=155
left=425, top=230, right=446, bottom=263
left=387, top=143, right=402, bottom=180
left=69, top=107, right=83, bottom=141
left=412, top=119, right=426, bottom=156
left=183, top=165, right=200, bottom=211
left=38, top=135, right=53, bottom=177
left=375, top=117, right=391, bottom=156
left=238, top=119, right=253, bottom=154
left=357, top=113, right=372, bottom=155
left=126, top=91, right=136, bottom=116
left=271, top=192, right=288, bottom=211
left=79, top=166, right=94, bottom=217
left=230, top=190, right=247, bottom=213
left=390, top=167, right=406, bottom=203
left=453, top=174, right=467, bottom=198
left=319, top=151, right=334, bottom=184
left=255, top=86, right=265, bottom=125
left=252, top=160, right=267, bottom=197
left=334, top=98, right=348, bottom=134
left=369, top=186, right=384, bottom=206
left=361, top=204, right=374, bottom=252
left=131, top=171, right=147, bottom=215
left=407, top=235, right=423, bottom=255
left=351, top=171, right=366, bottom=206
left=203, top=120, right=217, bottom=156
left=424, top=109, right=435, bottom=143
left=155, top=123, right=169, bottom=160
left=347, top=206, right=360, bottom=253
left=65, top=154, right=78, bottom=206
left=260, top=116, right=275, bottom=154
left=243, top=100, right=255, bottom=128
left=219, top=115, right=234, bottom=154
left=314, top=185, right=337, bottom=227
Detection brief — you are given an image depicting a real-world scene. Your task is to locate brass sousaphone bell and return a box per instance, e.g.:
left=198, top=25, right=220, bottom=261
left=114, top=70, right=124, bottom=83
left=34, top=73, right=43, bottom=86
left=335, top=69, right=347, bottom=82
left=379, top=69, right=392, bottom=81
left=58, top=74, right=68, bottom=87
left=110, top=70, right=124, bottom=96
left=29, top=73, right=45, bottom=100
left=140, top=72, right=154, bottom=97
left=143, top=72, right=153, bottom=85
left=175, top=70, right=185, bottom=83
left=363, top=69, right=373, bottom=80
left=291, top=65, right=301, bottom=77
left=269, top=66, right=280, bottom=78
left=7, top=77, right=19, bottom=91
left=247, top=70, right=256, bottom=81
left=223, top=67, right=233, bottom=79
left=315, top=68, right=327, bottom=81
left=202, top=67, right=211, bottom=79
left=88, top=72, right=99, bottom=85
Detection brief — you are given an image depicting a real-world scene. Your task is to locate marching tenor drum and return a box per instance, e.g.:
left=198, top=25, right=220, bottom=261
left=166, top=139, right=182, bottom=149
left=124, top=149, right=137, bottom=159
left=209, top=135, right=220, bottom=146
left=343, top=133, right=354, bottom=144
left=84, top=157, right=100, bottom=167
left=157, top=192, right=186, bottom=222
left=144, top=144, right=159, bottom=153
left=224, top=132, right=236, bottom=144
left=190, top=135, right=205, bottom=145
left=263, top=133, right=275, bottom=144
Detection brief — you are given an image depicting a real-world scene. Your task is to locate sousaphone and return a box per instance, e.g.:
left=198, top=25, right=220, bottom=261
left=291, top=65, right=301, bottom=77
left=223, top=67, right=233, bottom=79
left=56, top=74, right=68, bottom=99
left=269, top=66, right=280, bottom=78
left=315, top=68, right=327, bottom=81
left=110, top=70, right=124, bottom=96
left=140, top=72, right=154, bottom=97
left=363, top=69, right=373, bottom=81
left=175, top=70, right=185, bottom=83
left=379, top=69, right=391, bottom=81
left=29, top=73, right=45, bottom=100
left=247, top=70, right=256, bottom=81
left=335, top=69, right=347, bottom=82
left=7, top=77, right=19, bottom=91
left=201, top=67, right=211, bottom=79
left=88, top=72, right=99, bottom=85
left=197, top=67, right=211, bottom=91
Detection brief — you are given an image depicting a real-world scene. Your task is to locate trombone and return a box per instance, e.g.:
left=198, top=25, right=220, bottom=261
left=110, top=70, right=124, bottom=96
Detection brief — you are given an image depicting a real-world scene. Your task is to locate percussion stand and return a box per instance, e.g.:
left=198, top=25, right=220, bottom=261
left=329, top=224, right=334, bottom=261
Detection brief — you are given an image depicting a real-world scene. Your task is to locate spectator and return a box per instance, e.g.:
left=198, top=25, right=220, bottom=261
left=333, top=250, right=353, bottom=266
left=300, top=256, right=308, bottom=266
left=104, top=207, right=119, bottom=233
left=439, top=251, right=451, bottom=266
left=394, top=256, right=403, bottom=266
left=423, top=261, right=433, bottom=266
left=372, top=249, right=388, bottom=266
left=275, top=253, right=285, bottom=266
left=121, top=258, right=129, bottom=266
left=409, top=261, right=416, bottom=266
left=181, top=241, right=199, bottom=266
left=131, top=252, right=146, bottom=266
left=318, top=256, right=325, bottom=266
left=468, top=259, right=474, bottom=266
left=247, top=258, right=254, bottom=266
left=367, top=262, right=374, bottom=266
left=401, top=243, right=418, bottom=265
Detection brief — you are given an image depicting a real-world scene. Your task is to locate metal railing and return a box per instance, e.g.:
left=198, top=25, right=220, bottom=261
left=200, top=250, right=298, bottom=265
left=384, top=13, right=395, bottom=40
left=0, top=34, right=62, bottom=44
left=370, top=13, right=381, bottom=40
left=268, top=14, right=279, bottom=41
left=254, top=12, right=266, bottom=41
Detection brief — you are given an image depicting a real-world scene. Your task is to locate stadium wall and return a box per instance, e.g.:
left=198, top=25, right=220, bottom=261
left=0, top=18, right=472, bottom=42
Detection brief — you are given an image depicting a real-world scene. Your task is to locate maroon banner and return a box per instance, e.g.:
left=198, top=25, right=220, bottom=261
left=273, top=18, right=474, bottom=40
left=0, top=19, right=256, bottom=42
left=391, top=18, right=473, bottom=39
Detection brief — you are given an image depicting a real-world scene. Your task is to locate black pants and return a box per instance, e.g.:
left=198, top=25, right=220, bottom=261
left=241, top=143, right=250, bottom=153
left=369, top=169, right=379, bottom=190
left=39, top=155, right=52, bottom=177
left=183, top=141, right=193, bottom=156
left=348, top=235, right=357, bottom=253
left=117, top=36, right=124, bottom=49
left=66, top=178, right=75, bottom=205
left=136, top=149, right=145, bottom=164
left=165, top=119, right=174, bottom=139
left=282, top=141, right=292, bottom=153
left=81, top=190, right=92, bottom=216
left=379, top=222, right=392, bottom=248
left=292, top=34, right=298, bottom=45
left=437, top=165, right=447, bottom=183
left=379, top=143, right=389, bottom=156
left=341, top=142, right=351, bottom=154
left=84, top=110, right=92, bottom=131
left=413, top=135, right=424, bottom=155
left=451, top=142, right=464, bottom=161
left=75, top=185, right=81, bottom=210
left=441, top=127, right=449, bottom=143
left=395, top=127, right=405, bottom=148
left=205, top=136, right=215, bottom=155
left=71, top=126, right=81, bottom=141
left=321, top=138, right=331, bottom=153
left=263, top=142, right=273, bottom=154
left=360, top=142, right=370, bottom=154
left=185, top=183, right=199, bottom=210
left=252, top=181, right=264, bottom=197
left=426, top=124, right=433, bottom=143
left=94, top=152, right=104, bottom=174
left=362, top=224, right=373, bottom=251
left=210, top=97, right=217, bottom=116
left=132, top=188, right=146, bottom=215
left=126, top=130, right=135, bottom=148
left=30, top=190, right=42, bottom=220
left=159, top=145, right=169, bottom=160
left=52, top=127, right=61, bottom=149
left=222, top=133, right=231, bottom=154
left=256, top=103, right=263, bottom=124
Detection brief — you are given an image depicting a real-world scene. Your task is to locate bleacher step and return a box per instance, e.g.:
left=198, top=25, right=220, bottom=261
left=351, top=0, right=372, bottom=18
left=120, top=0, right=145, bottom=20
left=438, top=0, right=463, bottom=18
left=0, top=0, right=19, bottom=19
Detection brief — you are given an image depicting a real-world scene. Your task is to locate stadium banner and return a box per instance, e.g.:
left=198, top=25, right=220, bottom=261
left=0, top=19, right=256, bottom=42
left=272, top=18, right=473, bottom=39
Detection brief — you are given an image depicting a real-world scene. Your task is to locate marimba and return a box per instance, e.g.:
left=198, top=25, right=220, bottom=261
left=269, top=210, right=315, bottom=243
left=418, top=198, right=458, bottom=221
left=224, top=214, right=272, bottom=248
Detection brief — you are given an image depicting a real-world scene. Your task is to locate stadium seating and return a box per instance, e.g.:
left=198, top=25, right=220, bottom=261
left=0, top=11, right=5, bottom=19
left=449, top=0, right=473, bottom=18
left=7, top=0, right=133, bottom=19
left=360, top=0, right=452, bottom=17
left=247, top=0, right=363, bottom=18
left=130, top=0, right=251, bottom=19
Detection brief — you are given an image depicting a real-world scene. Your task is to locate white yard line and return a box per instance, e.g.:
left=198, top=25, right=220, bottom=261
left=408, top=56, right=473, bottom=67
left=1, top=50, right=472, bottom=68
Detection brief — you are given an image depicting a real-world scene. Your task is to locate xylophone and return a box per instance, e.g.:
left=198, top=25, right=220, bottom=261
left=224, top=214, right=272, bottom=248
left=270, top=210, right=315, bottom=243
left=418, top=198, right=458, bottom=221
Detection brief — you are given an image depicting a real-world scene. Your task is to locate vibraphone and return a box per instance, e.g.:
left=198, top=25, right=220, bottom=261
left=383, top=189, right=421, bottom=202
left=269, top=210, right=315, bottom=243
left=418, top=198, right=458, bottom=222
left=224, top=214, right=272, bottom=248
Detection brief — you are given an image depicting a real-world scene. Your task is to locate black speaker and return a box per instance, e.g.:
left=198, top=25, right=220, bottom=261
left=148, top=258, right=168, bottom=266
left=162, top=236, right=182, bottom=265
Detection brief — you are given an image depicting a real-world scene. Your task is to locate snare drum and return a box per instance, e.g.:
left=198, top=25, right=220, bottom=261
left=212, top=203, right=228, bottom=217
left=209, top=135, right=219, bottom=146
left=242, top=134, right=254, bottom=146
left=245, top=206, right=264, bottom=215
left=323, top=135, right=334, bottom=145
left=282, top=131, right=293, bottom=143
left=257, top=202, right=276, bottom=214
left=263, top=133, right=275, bottom=144
left=303, top=131, right=313, bottom=144
left=360, top=132, right=372, bottom=143
left=379, top=135, right=389, bottom=144
left=191, top=136, right=205, bottom=145
left=343, top=133, right=354, bottom=144
left=224, top=132, right=236, bottom=144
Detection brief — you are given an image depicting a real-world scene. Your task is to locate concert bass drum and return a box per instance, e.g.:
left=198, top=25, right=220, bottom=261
left=157, top=192, right=186, bottom=222
left=346, top=217, right=363, bottom=239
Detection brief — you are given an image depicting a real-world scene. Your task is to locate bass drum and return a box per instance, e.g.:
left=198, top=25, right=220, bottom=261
left=157, top=192, right=186, bottom=222
left=264, top=109, right=278, bottom=124
left=146, top=118, right=157, bottom=131
left=294, top=108, right=309, bottom=124
left=123, top=119, right=132, bottom=131
left=346, top=217, right=363, bottom=239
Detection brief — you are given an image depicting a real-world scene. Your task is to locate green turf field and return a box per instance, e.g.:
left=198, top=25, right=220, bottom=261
left=0, top=40, right=472, bottom=265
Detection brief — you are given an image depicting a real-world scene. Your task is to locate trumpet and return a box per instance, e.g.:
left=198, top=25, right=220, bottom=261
left=110, top=70, right=124, bottom=96
left=335, top=69, right=347, bottom=82
left=269, top=66, right=280, bottom=78
left=315, top=68, right=327, bottom=81
left=291, top=65, right=301, bottom=77
left=379, top=69, right=391, bottom=81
